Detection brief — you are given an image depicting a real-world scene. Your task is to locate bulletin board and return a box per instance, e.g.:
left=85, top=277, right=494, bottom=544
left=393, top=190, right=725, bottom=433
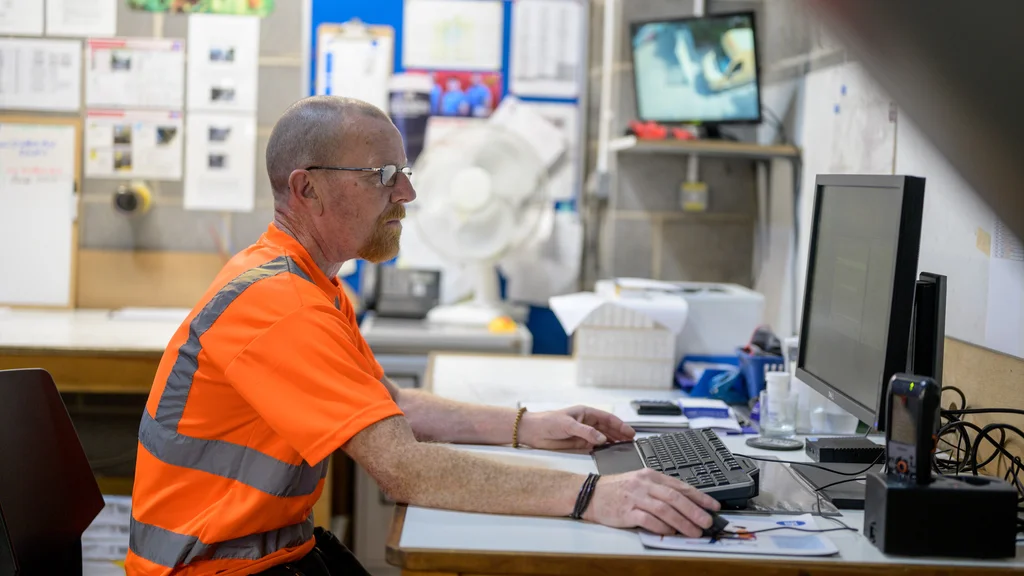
left=309, top=0, right=587, bottom=204
left=309, top=0, right=590, bottom=297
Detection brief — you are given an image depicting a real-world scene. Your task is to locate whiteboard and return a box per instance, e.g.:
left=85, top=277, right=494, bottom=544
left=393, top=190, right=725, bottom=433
left=897, top=116, right=1024, bottom=359
left=0, top=121, right=78, bottom=307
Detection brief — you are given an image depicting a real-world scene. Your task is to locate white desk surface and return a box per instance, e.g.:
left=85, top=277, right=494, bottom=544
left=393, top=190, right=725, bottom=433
left=401, top=353, right=1024, bottom=570
left=427, top=353, right=681, bottom=406
left=0, top=308, right=185, bottom=353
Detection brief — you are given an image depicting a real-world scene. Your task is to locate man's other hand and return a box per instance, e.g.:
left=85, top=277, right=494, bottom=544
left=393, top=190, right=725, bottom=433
left=585, top=468, right=720, bottom=537
left=518, top=405, right=636, bottom=450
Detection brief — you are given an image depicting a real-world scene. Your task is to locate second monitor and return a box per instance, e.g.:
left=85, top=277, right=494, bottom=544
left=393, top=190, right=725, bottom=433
left=630, top=11, right=762, bottom=128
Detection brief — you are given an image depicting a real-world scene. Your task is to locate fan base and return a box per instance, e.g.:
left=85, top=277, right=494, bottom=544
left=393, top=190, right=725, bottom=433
left=426, top=302, right=508, bottom=327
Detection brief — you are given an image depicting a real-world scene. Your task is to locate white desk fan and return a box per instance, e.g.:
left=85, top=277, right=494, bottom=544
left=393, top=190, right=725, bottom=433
left=408, top=123, right=552, bottom=326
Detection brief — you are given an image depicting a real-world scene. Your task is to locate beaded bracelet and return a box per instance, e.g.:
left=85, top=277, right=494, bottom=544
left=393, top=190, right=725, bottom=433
left=512, top=407, right=527, bottom=448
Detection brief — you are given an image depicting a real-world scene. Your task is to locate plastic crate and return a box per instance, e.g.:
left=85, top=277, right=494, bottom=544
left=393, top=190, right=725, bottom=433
left=737, top=348, right=786, bottom=401
left=675, top=354, right=739, bottom=392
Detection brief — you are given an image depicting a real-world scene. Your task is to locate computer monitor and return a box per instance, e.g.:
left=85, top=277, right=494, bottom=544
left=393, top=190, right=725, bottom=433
left=796, top=175, right=926, bottom=432
left=629, top=11, right=762, bottom=127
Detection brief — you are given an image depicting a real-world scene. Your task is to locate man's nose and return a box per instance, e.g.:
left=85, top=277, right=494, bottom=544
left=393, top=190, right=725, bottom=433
left=391, top=174, right=417, bottom=204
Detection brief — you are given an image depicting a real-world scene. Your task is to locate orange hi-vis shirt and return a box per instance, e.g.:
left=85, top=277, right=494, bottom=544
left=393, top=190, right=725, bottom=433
left=126, top=223, right=403, bottom=576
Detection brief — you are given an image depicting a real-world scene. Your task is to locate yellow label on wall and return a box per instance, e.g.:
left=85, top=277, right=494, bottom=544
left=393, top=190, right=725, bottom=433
left=681, top=181, right=708, bottom=212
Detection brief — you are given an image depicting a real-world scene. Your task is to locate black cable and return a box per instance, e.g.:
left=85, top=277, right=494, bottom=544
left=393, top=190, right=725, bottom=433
left=721, top=525, right=856, bottom=537
left=934, top=420, right=1024, bottom=502
left=943, top=408, right=1024, bottom=417
left=734, top=450, right=884, bottom=477
left=760, top=104, right=789, bottom=145
left=813, top=476, right=866, bottom=493
left=970, top=423, right=1024, bottom=477
left=940, top=386, right=967, bottom=411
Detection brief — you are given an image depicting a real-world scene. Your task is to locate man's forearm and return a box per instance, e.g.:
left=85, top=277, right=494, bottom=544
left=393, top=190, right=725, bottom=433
left=397, top=387, right=518, bottom=445
left=370, top=420, right=585, bottom=517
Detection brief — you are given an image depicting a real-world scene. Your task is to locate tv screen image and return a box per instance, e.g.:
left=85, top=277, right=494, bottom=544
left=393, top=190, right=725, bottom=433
left=631, top=12, right=761, bottom=124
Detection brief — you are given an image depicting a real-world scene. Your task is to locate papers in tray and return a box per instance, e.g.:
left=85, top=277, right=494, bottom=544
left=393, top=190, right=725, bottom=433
left=639, top=514, right=840, bottom=557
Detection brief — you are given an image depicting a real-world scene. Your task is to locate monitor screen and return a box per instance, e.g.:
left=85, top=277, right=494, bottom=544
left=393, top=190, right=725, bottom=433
left=802, top=185, right=905, bottom=418
left=630, top=12, right=761, bottom=124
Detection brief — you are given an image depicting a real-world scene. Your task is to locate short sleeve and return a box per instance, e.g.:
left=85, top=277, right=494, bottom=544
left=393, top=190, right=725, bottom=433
left=224, top=304, right=402, bottom=465
left=337, top=288, right=384, bottom=380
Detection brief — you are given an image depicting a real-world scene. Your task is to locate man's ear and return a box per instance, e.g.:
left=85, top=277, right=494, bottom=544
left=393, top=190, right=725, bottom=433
left=288, top=169, right=325, bottom=216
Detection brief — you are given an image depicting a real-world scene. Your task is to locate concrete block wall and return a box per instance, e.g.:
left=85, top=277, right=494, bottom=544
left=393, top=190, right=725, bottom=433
left=78, top=2, right=305, bottom=255
left=582, top=0, right=840, bottom=290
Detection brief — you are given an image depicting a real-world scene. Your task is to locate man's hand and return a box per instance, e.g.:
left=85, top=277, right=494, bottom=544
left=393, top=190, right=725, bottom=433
left=584, top=468, right=720, bottom=537
left=517, top=405, right=636, bottom=450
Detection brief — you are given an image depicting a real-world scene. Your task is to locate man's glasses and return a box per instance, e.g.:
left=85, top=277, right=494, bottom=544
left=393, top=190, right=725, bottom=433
left=305, top=164, right=412, bottom=187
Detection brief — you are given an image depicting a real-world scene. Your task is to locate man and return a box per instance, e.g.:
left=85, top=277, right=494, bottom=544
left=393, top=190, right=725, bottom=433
left=126, top=96, right=718, bottom=576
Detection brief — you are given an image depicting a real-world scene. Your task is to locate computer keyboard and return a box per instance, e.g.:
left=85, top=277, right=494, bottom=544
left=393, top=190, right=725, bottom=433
left=593, top=428, right=759, bottom=505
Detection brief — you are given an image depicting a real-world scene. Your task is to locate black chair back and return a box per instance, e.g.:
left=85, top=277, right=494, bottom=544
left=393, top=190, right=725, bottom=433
left=0, top=368, right=104, bottom=575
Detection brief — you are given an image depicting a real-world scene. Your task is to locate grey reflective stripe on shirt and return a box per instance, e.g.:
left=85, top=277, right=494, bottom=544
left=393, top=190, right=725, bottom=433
left=334, top=295, right=340, bottom=310
left=138, top=411, right=326, bottom=497
left=154, top=255, right=312, bottom=429
left=129, top=511, right=315, bottom=568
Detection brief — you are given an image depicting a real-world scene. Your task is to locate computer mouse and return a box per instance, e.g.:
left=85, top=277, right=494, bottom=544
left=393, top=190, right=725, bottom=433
left=701, top=511, right=730, bottom=538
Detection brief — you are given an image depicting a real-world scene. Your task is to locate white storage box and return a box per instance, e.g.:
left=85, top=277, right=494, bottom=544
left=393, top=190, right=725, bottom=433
left=81, top=537, right=130, bottom=562
left=82, top=495, right=131, bottom=563
left=596, top=279, right=764, bottom=359
left=550, top=292, right=688, bottom=389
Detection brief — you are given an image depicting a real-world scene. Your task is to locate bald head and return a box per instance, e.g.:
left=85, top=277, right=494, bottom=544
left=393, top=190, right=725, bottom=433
left=266, top=96, right=391, bottom=200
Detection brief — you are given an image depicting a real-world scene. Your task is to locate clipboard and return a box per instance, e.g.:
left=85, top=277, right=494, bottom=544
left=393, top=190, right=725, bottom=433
left=315, top=19, right=396, bottom=113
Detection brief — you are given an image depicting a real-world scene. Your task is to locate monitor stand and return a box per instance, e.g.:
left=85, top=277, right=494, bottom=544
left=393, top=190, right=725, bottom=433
left=701, top=125, right=739, bottom=141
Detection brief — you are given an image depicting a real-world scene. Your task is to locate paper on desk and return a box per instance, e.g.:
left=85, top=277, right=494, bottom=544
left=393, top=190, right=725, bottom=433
left=549, top=292, right=689, bottom=335
left=519, top=401, right=690, bottom=430
left=689, top=413, right=742, bottom=433
left=611, top=277, right=685, bottom=294
left=639, top=514, right=839, bottom=557
left=678, top=398, right=741, bottom=432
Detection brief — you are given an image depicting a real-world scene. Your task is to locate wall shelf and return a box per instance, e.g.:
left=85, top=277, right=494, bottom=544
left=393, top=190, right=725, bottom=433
left=609, top=136, right=801, bottom=161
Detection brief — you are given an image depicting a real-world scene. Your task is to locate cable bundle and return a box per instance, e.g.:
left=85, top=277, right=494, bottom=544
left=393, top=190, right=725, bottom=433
left=935, top=387, right=1024, bottom=535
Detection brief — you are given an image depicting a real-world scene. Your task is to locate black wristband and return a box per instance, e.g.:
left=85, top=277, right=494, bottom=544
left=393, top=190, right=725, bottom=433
left=570, top=473, right=600, bottom=520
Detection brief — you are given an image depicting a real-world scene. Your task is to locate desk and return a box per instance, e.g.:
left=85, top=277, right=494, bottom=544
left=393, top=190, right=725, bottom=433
left=0, top=308, right=179, bottom=393
left=0, top=308, right=334, bottom=530
left=387, top=353, right=1024, bottom=576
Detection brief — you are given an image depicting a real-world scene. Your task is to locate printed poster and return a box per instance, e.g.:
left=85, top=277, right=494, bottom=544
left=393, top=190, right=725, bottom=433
left=126, top=0, right=275, bottom=17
